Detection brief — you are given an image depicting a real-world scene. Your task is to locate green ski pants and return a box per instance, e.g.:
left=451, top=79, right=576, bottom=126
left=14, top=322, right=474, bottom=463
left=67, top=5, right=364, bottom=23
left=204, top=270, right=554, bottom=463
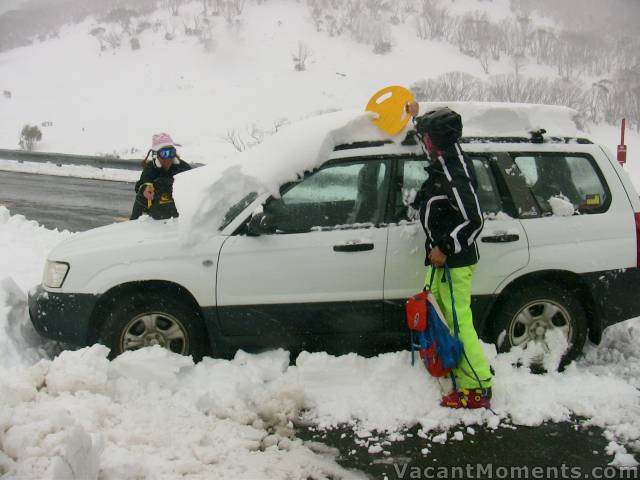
left=426, top=265, right=493, bottom=390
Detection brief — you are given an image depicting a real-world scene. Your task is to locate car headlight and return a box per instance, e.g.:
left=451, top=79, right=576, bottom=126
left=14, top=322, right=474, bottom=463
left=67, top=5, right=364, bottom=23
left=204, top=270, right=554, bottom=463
left=44, top=260, right=70, bottom=288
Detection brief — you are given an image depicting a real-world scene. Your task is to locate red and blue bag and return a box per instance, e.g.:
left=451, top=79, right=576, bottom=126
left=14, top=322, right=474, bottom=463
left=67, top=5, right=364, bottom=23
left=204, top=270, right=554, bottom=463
left=406, top=266, right=463, bottom=377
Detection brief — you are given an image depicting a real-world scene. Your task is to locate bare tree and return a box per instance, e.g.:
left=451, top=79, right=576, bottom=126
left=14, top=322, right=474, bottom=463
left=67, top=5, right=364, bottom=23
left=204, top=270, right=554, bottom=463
left=223, top=0, right=246, bottom=24
left=530, top=28, right=555, bottom=64
left=222, top=128, right=247, bottom=152
left=292, top=41, right=312, bottom=71
left=222, top=124, right=270, bottom=152
left=199, top=25, right=215, bottom=51
left=273, top=118, right=289, bottom=132
left=164, top=0, right=183, bottom=16
left=90, top=26, right=106, bottom=51
left=102, top=7, right=137, bottom=35
left=487, top=74, right=521, bottom=103
left=19, top=125, right=42, bottom=151
left=615, top=68, right=640, bottom=132
left=416, top=0, right=450, bottom=41
left=411, top=72, right=485, bottom=102
left=104, top=30, right=122, bottom=49
left=511, top=52, right=526, bottom=78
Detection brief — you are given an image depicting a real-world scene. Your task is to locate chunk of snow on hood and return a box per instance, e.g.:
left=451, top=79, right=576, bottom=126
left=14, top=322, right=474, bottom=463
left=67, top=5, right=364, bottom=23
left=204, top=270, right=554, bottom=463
left=174, top=109, right=395, bottom=244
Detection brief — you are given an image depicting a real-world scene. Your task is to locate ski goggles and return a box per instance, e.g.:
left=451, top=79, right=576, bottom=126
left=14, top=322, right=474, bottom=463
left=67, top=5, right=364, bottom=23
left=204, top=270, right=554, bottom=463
left=157, top=146, right=177, bottom=159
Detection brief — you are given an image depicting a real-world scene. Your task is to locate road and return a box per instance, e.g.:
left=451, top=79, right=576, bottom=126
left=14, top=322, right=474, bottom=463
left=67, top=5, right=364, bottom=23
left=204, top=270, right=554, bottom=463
left=0, top=170, right=133, bottom=231
left=0, top=169, right=628, bottom=478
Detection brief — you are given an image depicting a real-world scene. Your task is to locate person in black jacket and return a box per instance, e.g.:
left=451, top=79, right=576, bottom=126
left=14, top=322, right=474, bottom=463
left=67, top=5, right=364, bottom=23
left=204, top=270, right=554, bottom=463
left=410, top=106, right=493, bottom=409
left=130, top=133, right=191, bottom=220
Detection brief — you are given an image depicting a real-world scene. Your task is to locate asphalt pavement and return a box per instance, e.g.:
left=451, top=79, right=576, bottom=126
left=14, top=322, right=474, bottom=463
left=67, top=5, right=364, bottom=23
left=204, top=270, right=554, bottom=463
left=0, top=170, right=133, bottom=231
left=297, top=420, right=617, bottom=479
left=0, top=168, right=632, bottom=478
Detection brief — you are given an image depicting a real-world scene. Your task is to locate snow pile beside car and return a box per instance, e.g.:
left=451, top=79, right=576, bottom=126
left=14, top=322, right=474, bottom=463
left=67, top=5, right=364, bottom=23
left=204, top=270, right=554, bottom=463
left=1, top=208, right=638, bottom=476
left=0, top=206, right=72, bottom=292
left=0, top=206, right=72, bottom=368
left=1, top=332, right=639, bottom=477
left=174, top=102, right=581, bottom=244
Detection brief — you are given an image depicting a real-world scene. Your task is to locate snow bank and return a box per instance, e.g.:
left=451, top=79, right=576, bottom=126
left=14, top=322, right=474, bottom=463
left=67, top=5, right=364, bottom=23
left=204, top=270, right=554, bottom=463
left=2, top=332, right=639, bottom=477
left=1, top=208, right=639, bottom=476
left=0, top=206, right=72, bottom=291
left=0, top=207, right=71, bottom=368
left=1, top=347, right=363, bottom=480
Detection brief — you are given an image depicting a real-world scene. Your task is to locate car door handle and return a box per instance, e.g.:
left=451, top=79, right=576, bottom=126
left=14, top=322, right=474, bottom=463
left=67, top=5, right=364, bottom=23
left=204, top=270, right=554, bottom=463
left=333, top=242, right=374, bottom=252
left=481, top=234, right=520, bottom=243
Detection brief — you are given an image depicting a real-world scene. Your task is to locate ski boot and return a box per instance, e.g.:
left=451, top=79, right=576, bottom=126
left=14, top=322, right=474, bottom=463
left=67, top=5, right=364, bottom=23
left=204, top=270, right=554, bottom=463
left=441, top=387, right=492, bottom=409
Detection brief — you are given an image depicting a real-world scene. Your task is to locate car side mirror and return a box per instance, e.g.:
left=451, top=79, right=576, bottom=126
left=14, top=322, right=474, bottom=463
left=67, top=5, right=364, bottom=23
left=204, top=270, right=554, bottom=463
left=246, top=211, right=275, bottom=236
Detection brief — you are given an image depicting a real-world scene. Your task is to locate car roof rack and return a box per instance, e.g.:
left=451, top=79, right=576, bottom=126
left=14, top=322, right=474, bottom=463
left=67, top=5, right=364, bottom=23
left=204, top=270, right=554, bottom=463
left=459, top=136, right=593, bottom=144
left=334, top=140, right=394, bottom=151
left=333, top=134, right=593, bottom=151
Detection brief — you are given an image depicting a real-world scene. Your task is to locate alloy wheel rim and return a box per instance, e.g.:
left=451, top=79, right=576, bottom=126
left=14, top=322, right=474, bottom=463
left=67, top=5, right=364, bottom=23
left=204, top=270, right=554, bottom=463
left=120, top=311, right=188, bottom=354
left=508, top=299, right=573, bottom=352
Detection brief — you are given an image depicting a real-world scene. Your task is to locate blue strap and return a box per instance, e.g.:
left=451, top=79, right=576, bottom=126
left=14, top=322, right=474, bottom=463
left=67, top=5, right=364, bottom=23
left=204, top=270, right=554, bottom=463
left=425, top=267, right=436, bottom=291
left=444, top=265, right=460, bottom=338
left=410, top=331, right=415, bottom=366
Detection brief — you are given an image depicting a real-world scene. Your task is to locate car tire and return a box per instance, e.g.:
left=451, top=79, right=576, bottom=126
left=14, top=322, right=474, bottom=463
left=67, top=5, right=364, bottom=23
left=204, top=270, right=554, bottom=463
left=490, top=282, right=588, bottom=370
left=99, top=291, right=209, bottom=361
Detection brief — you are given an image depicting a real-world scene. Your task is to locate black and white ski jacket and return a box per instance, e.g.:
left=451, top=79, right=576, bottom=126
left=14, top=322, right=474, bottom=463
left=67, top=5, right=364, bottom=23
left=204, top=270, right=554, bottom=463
left=414, top=144, right=484, bottom=268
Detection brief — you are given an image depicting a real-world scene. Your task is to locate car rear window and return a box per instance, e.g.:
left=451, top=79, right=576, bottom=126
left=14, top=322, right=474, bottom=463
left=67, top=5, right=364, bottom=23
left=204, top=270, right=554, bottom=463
left=513, top=153, right=610, bottom=215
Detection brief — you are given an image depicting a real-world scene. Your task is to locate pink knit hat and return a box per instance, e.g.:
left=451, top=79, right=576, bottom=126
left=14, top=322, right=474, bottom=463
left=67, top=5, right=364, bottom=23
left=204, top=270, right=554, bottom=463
left=151, top=133, right=181, bottom=151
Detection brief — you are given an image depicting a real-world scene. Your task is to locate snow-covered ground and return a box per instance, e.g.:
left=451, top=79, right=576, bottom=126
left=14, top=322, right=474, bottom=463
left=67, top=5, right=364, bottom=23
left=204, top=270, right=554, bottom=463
left=2, top=0, right=640, bottom=476
left=1, top=205, right=639, bottom=478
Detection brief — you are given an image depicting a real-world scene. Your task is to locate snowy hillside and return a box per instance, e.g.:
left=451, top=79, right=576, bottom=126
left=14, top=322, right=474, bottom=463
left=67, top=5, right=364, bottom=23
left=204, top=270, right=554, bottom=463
left=1, top=0, right=638, bottom=168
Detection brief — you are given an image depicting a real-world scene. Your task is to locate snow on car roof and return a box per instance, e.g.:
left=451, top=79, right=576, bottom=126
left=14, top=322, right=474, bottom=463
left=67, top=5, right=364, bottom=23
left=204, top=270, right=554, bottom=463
left=423, top=101, right=580, bottom=139
left=174, top=102, right=582, bottom=244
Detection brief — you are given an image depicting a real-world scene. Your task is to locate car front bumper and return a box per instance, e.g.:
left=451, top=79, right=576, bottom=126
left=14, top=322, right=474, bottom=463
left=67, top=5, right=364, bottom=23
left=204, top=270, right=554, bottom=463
left=28, top=284, right=99, bottom=346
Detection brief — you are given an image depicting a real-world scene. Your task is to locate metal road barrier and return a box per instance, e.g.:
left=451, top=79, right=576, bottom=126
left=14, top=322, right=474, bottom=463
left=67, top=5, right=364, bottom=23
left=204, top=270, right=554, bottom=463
left=0, top=148, right=143, bottom=170
left=0, top=148, right=205, bottom=171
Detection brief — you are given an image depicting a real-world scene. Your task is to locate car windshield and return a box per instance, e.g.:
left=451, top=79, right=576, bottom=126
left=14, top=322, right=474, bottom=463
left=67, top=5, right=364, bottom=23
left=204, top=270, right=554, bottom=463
left=219, top=191, right=258, bottom=230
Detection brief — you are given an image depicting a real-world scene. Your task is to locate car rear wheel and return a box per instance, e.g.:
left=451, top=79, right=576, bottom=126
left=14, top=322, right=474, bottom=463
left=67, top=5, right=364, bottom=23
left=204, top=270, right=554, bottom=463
left=99, top=291, right=209, bottom=361
left=491, top=282, right=588, bottom=370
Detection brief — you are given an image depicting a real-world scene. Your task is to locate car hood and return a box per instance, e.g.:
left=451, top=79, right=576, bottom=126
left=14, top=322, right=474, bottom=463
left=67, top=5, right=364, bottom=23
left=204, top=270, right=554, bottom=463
left=49, top=217, right=183, bottom=260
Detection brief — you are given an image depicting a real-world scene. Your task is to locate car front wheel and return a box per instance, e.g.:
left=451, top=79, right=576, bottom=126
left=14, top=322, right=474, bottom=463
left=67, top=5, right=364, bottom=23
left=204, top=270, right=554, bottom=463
left=491, top=283, right=588, bottom=370
left=99, top=291, right=209, bottom=361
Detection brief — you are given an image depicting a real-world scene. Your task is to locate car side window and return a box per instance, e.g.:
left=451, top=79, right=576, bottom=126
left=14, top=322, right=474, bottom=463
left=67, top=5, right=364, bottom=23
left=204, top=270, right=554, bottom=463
left=470, top=156, right=503, bottom=215
left=392, top=158, right=429, bottom=222
left=393, top=156, right=503, bottom=222
left=264, top=159, right=390, bottom=233
left=513, top=154, right=609, bottom=215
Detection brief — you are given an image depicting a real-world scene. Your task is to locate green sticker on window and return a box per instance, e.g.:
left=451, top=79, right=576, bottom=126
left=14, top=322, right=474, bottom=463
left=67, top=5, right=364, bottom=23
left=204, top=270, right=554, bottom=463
left=585, top=194, right=601, bottom=206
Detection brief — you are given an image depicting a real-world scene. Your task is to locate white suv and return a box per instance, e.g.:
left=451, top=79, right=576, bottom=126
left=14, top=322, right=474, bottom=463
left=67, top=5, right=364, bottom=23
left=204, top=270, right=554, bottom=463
left=29, top=111, right=640, bottom=365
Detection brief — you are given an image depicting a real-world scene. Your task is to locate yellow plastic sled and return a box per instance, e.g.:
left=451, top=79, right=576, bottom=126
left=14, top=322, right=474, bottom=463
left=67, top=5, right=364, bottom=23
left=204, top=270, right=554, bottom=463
left=365, top=85, right=414, bottom=135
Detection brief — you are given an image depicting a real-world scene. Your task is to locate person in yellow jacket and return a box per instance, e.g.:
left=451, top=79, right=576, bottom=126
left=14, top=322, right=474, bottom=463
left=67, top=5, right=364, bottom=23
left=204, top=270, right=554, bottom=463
left=409, top=103, right=493, bottom=409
